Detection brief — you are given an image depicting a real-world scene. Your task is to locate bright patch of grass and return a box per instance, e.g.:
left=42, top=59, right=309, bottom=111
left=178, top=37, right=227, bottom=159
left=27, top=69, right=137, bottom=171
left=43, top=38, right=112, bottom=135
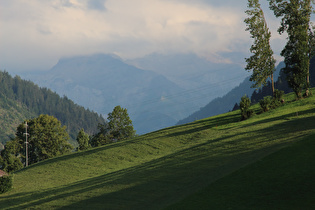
left=0, top=92, right=314, bottom=209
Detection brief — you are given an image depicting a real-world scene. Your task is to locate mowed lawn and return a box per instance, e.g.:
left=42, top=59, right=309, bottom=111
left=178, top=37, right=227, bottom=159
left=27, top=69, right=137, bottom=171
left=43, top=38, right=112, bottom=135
left=0, top=93, right=315, bottom=209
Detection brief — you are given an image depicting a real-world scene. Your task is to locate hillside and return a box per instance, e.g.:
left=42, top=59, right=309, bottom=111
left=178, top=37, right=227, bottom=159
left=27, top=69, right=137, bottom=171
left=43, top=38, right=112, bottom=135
left=0, top=91, right=314, bottom=209
left=177, top=62, right=285, bottom=125
left=177, top=76, right=254, bottom=125
left=0, top=70, right=105, bottom=144
left=0, top=93, right=36, bottom=147
left=169, top=131, right=315, bottom=209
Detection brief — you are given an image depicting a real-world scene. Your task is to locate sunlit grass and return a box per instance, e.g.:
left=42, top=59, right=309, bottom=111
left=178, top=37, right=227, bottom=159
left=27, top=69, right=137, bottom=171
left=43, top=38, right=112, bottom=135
left=0, top=91, right=314, bottom=209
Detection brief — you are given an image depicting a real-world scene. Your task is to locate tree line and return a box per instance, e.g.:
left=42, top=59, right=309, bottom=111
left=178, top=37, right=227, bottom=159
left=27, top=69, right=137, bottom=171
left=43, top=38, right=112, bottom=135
left=0, top=106, right=135, bottom=173
left=240, top=0, right=315, bottom=119
left=245, top=0, right=314, bottom=99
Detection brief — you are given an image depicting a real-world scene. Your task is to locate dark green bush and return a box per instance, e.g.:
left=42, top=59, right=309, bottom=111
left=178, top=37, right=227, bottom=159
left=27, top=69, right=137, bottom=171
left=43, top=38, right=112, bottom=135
left=273, top=89, right=284, bottom=101
left=240, top=95, right=253, bottom=120
left=273, top=89, right=284, bottom=107
left=0, top=175, right=13, bottom=194
left=259, top=90, right=285, bottom=113
left=260, top=96, right=273, bottom=112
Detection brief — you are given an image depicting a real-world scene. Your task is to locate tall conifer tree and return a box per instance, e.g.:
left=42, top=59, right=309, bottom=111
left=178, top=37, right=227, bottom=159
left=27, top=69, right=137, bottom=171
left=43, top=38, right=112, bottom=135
left=245, top=0, right=276, bottom=95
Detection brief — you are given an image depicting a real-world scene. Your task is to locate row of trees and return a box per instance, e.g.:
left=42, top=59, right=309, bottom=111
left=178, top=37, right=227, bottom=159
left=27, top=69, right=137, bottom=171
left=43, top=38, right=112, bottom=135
left=0, top=106, right=135, bottom=173
left=245, top=0, right=315, bottom=99
left=78, top=106, right=136, bottom=149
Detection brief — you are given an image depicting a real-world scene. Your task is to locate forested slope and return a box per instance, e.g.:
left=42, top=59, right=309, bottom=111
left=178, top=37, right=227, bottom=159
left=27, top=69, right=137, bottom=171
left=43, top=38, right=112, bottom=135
left=0, top=71, right=106, bottom=144
left=0, top=93, right=35, bottom=147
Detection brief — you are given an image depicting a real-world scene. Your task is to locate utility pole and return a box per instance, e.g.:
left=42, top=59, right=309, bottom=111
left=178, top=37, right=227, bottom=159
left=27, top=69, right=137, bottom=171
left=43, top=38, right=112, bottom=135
left=23, top=122, right=29, bottom=167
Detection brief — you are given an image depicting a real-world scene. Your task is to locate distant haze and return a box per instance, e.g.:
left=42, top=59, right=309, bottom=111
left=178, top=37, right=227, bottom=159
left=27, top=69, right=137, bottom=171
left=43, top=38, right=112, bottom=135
left=21, top=53, right=249, bottom=134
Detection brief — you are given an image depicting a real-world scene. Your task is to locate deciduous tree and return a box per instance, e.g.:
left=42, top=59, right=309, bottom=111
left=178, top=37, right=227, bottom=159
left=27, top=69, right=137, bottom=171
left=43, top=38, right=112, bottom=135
left=107, top=106, right=135, bottom=141
left=15, top=115, right=73, bottom=165
left=91, top=106, right=135, bottom=147
left=0, top=139, right=23, bottom=173
left=76, top=128, right=90, bottom=151
left=245, top=0, right=276, bottom=95
left=269, top=0, right=314, bottom=98
left=240, top=95, right=253, bottom=120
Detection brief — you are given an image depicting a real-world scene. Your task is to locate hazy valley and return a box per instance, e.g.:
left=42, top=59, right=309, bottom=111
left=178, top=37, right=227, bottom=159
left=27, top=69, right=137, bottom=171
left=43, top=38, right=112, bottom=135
left=21, top=53, right=249, bottom=134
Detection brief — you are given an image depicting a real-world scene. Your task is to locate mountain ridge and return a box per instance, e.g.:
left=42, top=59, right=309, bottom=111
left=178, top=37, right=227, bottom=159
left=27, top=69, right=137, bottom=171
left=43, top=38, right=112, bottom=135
left=177, top=61, right=284, bottom=125
left=22, top=54, right=202, bottom=134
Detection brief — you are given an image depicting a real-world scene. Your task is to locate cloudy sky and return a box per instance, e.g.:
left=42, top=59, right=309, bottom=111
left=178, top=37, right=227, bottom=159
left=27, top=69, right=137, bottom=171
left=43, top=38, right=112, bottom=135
left=0, top=0, right=286, bottom=72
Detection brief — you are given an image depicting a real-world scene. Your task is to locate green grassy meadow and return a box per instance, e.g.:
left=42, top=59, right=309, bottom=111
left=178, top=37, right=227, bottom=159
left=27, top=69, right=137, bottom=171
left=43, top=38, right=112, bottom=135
left=0, top=92, right=315, bottom=209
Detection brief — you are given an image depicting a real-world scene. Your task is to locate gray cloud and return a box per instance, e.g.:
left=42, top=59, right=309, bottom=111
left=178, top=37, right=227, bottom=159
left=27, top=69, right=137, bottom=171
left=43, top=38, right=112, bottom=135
left=61, top=0, right=75, bottom=7
left=0, top=0, right=287, bottom=72
left=87, top=0, right=107, bottom=11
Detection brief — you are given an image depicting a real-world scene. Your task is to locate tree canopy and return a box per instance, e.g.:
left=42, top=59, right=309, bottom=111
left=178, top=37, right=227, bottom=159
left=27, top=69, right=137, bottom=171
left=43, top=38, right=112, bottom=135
left=107, top=106, right=135, bottom=141
left=269, top=0, right=314, bottom=98
left=0, top=139, right=23, bottom=173
left=76, top=128, right=90, bottom=151
left=15, top=115, right=73, bottom=165
left=245, top=0, right=276, bottom=95
left=91, top=106, right=135, bottom=147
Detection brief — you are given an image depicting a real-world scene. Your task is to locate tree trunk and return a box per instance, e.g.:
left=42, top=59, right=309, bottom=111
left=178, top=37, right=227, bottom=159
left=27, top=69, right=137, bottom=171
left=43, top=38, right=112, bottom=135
left=306, top=72, right=310, bottom=96
left=270, top=73, right=275, bottom=97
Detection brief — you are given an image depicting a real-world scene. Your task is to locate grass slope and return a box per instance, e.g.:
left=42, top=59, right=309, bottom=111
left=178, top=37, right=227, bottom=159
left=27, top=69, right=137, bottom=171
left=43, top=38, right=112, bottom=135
left=168, top=132, right=315, bottom=210
left=0, top=92, right=315, bottom=209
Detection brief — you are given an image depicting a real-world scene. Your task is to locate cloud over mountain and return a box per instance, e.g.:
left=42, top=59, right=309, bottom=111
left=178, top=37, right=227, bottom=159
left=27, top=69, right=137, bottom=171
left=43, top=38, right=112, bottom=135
left=0, top=0, right=257, bottom=72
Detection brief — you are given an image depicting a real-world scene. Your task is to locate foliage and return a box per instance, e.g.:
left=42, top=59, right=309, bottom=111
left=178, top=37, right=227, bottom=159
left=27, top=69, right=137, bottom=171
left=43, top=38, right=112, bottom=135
left=91, top=106, right=135, bottom=146
left=245, top=0, right=276, bottom=94
left=90, top=124, right=112, bottom=147
left=269, top=0, right=314, bottom=98
left=273, top=89, right=284, bottom=105
left=107, top=106, right=135, bottom=141
left=240, top=95, right=253, bottom=120
left=259, top=89, right=284, bottom=113
left=0, top=175, right=13, bottom=194
left=14, top=115, right=73, bottom=165
left=251, top=68, right=290, bottom=104
left=76, top=129, right=90, bottom=151
left=259, top=96, right=273, bottom=112
left=0, top=139, right=23, bottom=173
left=0, top=70, right=106, bottom=143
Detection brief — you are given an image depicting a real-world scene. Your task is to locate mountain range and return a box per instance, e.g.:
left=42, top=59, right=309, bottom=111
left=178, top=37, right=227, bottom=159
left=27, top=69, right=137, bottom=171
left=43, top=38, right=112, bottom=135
left=127, top=53, right=249, bottom=105
left=21, top=53, right=248, bottom=134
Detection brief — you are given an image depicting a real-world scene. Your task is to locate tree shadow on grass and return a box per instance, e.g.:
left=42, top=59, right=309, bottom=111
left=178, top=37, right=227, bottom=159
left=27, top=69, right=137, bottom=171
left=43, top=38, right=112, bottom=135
left=2, top=113, right=315, bottom=209
left=14, top=110, right=243, bottom=175
left=2, top=108, right=315, bottom=209
left=240, top=107, right=315, bottom=129
left=166, top=112, right=241, bottom=138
